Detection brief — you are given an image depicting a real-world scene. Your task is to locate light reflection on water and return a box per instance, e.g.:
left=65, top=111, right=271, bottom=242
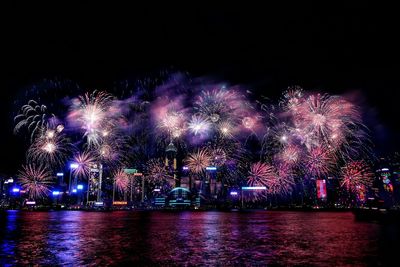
left=0, top=211, right=399, bottom=266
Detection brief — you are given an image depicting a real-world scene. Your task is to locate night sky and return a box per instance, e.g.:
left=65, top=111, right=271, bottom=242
left=1, top=3, right=399, bottom=175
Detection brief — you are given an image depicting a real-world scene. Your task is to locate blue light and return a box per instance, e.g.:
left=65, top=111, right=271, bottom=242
left=70, top=163, right=79, bottom=169
left=230, top=191, right=238, bottom=196
left=206, top=166, right=217, bottom=171
left=182, top=166, right=189, bottom=170
left=52, top=191, right=60, bottom=196
left=12, top=187, right=20, bottom=193
left=56, top=172, right=64, bottom=177
left=242, top=186, right=267, bottom=190
left=72, top=189, right=77, bottom=193
left=77, top=184, right=84, bottom=190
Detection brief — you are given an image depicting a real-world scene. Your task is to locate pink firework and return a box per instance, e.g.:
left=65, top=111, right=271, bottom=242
left=113, top=169, right=130, bottom=194
left=158, top=110, right=187, bottom=138
left=278, top=144, right=302, bottom=166
left=72, top=151, right=97, bottom=178
left=280, top=86, right=304, bottom=113
left=185, top=148, right=212, bottom=174
left=340, top=161, right=374, bottom=192
left=267, top=164, right=295, bottom=195
left=304, top=145, right=335, bottom=177
left=210, top=148, right=227, bottom=167
left=146, top=158, right=173, bottom=183
left=27, top=128, right=73, bottom=168
left=247, top=162, right=275, bottom=187
left=293, top=93, right=362, bottom=150
left=68, top=90, right=115, bottom=147
left=18, top=164, right=53, bottom=199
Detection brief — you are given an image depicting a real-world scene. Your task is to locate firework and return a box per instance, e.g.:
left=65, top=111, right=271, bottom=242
left=188, top=114, right=211, bottom=136
left=68, top=90, right=115, bottom=147
left=194, top=87, right=249, bottom=127
left=27, top=128, right=73, bottom=168
left=304, top=145, right=335, bottom=177
left=14, top=100, right=56, bottom=142
left=242, top=116, right=256, bottom=129
left=18, top=164, right=53, bottom=199
left=157, top=110, right=187, bottom=139
left=210, top=148, right=227, bottom=166
left=277, top=144, right=302, bottom=166
left=340, top=161, right=374, bottom=193
left=185, top=149, right=212, bottom=174
left=280, top=86, right=304, bottom=113
left=113, top=169, right=130, bottom=194
left=247, top=162, right=275, bottom=187
left=146, top=158, right=173, bottom=183
left=72, top=151, right=97, bottom=178
left=97, top=133, right=129, bottom=168
left=267, top=163, right=295, bottom=195
left=293, top=93, right=363, bottom=151
left=195, top=88, right=235, bottom=122
left=218, top=121, right=234, bottom=138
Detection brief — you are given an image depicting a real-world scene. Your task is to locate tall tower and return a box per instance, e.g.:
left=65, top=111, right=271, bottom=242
left=165, top=141, right=179, bottom=187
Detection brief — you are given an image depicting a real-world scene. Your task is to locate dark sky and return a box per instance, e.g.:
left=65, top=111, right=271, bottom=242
left=1, top=3, right=399, bottom=175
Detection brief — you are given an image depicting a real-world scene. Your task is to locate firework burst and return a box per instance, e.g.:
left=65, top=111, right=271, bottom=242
left=18, top=164, right=53, bottom=199
left=280, top=86, right=304, bottom=113
left=277, top=144, right=302, bottom=166
left=294, top=93, right=363, bottom=151
left=267, top=163, right=295, bottom=195
left=157, top=110, right=187, bottom=139
left=27, top=128, right=73, bottom=168
left=146, top=158, right=173, bottom=183
left=185, top=149, right=212, bottom=174
left=188, top=114, right=211, bottom=136
left=340, top=160, right=374, bottom=192
left=247, top=162, right=275, bottom=187
left=14, top=100, right=56, bottom=142
left=304, top=145, right=336, bottom=177
left=68, top=90, right=116, bottom=147
left=113, top=169, right=130, bottom=194
left=72, top=151, right=97, bottom=178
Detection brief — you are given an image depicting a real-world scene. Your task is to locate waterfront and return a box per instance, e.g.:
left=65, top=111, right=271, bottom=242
left=1, top=211, right=399, bottom=266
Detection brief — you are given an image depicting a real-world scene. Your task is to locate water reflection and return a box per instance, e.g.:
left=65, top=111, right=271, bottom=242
left=0, top=211, right=399, bottom=265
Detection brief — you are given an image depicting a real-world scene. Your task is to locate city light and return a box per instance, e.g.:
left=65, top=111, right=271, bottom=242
left=12, top=187, right=20, bottom=193
left=94, top=201, right=104, bottom=206
left=77, top=184, right=84, bottom=190
left=154, top=188, right=161, bottom=192
left=56, top=172, right=64, bottom=177
left=241, top=186, right=267, bottom=190
left=206, top=166, right=217, bottom=171
left=182, top=166, right=189, bottom=170
left=52, top=191, right=60, bottom=196
left=70, top=163, right=79, bottom=169
left=72, top=189, right=77, bottom=193
left=113, top=201, right=127, bottom=205
left=230, top=191, right=238, bottom=196
left=7, top=178, right=14, bottom=183
left=26, top=201, right=36, bottom=205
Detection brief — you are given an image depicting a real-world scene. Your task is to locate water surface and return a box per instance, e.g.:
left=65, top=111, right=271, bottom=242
left=1, top=211, right=398, bottom=266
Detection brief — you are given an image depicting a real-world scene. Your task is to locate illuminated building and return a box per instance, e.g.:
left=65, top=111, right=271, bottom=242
left=165, top=142, right=178, bottom=187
